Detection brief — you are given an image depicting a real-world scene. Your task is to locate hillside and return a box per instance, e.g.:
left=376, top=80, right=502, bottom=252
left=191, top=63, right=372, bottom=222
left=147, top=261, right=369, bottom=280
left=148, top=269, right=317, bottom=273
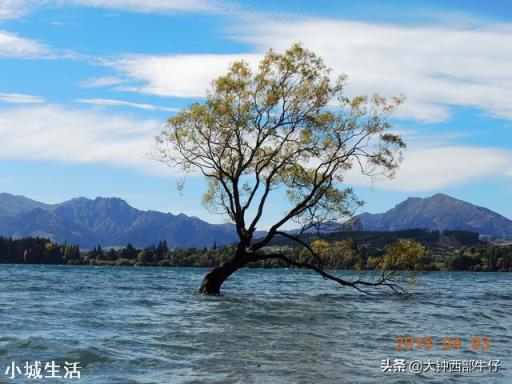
left=357, top=193, right=512, bottom=239
left=0, top=193, right=240, bottom=248
left=1, top=192, right=510, bottom=248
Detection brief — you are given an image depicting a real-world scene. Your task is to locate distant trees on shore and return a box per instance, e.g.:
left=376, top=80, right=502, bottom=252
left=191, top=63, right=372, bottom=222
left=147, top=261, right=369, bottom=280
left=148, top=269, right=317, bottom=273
left=1, top=236, right=511, bottom=272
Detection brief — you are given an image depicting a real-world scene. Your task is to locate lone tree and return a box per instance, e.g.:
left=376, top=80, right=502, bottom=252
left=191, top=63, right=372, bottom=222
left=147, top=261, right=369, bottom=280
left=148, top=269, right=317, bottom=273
left=156, top=44, right=411, bottom=294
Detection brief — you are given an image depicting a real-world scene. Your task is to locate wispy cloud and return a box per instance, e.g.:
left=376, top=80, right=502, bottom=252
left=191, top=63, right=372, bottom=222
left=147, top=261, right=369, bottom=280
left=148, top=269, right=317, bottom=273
left=0, top=30, right=51, bottom=58
left=0, top=27, right=78, bottom=60
left=0, top=103, right=509, bottom=192
left=105, top=17, right=512, bottom=123
left=0, top=92, right=45, bottom=104
left=80, top=76, right=125, bottom=88
left=2, top=0, right=239, bottom=21
left=110, top=53, right=260, bottom=98
left=76, top=97, right=178, bottom=111
left=8, top=3, right=510, bottom=124
left=346, top=145, right=512, bottom=192
left=234, top=18, right=512, bottom=123
left=0, top=0, right=43, bottom=20
left=62, top=0, right=225, bottom=13
left=1, top=3, right=510, bottom=193
left=345, top=127, right=512, bottom=191
left=0, top=104, right=169, bottom=174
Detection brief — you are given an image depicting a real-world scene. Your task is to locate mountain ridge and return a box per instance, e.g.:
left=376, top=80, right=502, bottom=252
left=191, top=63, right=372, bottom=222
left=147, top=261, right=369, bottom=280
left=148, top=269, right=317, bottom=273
left=1, top=192, right=510, bottom=248
left=0, top=193, right=242, bottom=248
left=357, top=193, right=512, bottom=239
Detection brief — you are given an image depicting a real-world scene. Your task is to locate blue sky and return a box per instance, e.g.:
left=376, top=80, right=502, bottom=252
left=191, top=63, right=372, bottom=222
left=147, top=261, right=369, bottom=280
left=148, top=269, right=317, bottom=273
left=0, top=0, right=511, bottom=228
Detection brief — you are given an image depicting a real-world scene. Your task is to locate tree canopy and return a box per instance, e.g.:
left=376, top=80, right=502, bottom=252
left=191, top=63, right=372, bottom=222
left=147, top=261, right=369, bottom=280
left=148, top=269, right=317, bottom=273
left=156, top=43, right=411, bottom=294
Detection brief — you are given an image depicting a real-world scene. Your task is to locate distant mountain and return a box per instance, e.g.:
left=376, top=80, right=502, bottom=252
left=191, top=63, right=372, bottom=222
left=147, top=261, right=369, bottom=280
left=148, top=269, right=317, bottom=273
left=0, top=193, right=53, bottom=216
left=0, top=193, right=247, bottom=248
left=2, top=192, right=510, bottom=247
left=357, top=193, right=512, bottom=239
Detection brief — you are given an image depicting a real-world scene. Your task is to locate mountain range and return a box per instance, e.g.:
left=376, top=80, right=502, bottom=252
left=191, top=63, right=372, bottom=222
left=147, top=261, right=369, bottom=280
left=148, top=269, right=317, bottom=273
left=357, top=193, right=512, bottom=239
left=0, top=192, right=510, bottom=248
left=0, top=193, right=241, bottom=248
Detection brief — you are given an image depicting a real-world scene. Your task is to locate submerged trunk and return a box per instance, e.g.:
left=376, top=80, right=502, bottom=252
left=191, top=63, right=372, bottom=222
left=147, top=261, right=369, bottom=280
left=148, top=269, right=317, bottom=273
left=198, top=253, right=247, bottom=295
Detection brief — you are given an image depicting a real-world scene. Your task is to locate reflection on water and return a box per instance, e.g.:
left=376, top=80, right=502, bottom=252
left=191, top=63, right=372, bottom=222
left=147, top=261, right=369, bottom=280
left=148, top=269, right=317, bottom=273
left=0, top=265, right=510, bottom=383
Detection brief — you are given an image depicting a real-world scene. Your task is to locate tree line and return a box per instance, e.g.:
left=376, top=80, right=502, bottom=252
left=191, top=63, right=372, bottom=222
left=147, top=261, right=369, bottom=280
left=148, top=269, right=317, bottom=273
left=1, top=236, right=511, bottom=272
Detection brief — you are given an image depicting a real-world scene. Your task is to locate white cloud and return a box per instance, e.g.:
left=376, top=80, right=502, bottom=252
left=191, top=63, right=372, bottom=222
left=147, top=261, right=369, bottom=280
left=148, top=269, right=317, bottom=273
left=0, top=92, right=44, bottom=104
left=80, top=76, right=125, bottom=88
left=0, top=30, right=51, bottom=58
left=234, top=18, right=512, bottom=122
left=111, top=53, right=259, bottom=98
left=347, top=146, right=512, bottom=192
left=107, top=17, right=512, bottom=123
left=2, top=0, right=233, bottom=21
left=1, top=7, right=510, bottom=193
left=0, top=104, right=508, bottom=192
left=76, top=98, right=178, bottom=112
left=0, top=104, right=169, bottom=174
left=63, top=0, right=222, bottom=13
left=0, top=0, right=42, bottom=20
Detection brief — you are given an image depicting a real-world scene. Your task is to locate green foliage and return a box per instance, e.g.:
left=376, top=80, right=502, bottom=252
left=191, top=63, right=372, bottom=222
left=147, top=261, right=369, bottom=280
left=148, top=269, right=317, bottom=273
left=447, top=244, right=512, bottom=272
left=156, top=43, right=405, bottom=246
left=363, top=239, right=426, bottom=291
left=1, top=236, right=511, bottom=273
left=118, top=243, right=137, bottom=260
left=137, top=250, right=154, bottom=264
left=0, top=237, right=66, bottom=264
left=378, top=239, right=426, bottom=271
left=63, top=245, right=80, bottom=261
left=153, top=43, right=412, bottom=293
left=307, top=239, right=361, bottom=270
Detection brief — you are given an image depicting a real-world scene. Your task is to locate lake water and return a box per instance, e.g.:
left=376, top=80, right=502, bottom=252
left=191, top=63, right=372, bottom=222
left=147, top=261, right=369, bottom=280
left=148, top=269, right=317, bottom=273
left=0, top=265, right=510, bottom=383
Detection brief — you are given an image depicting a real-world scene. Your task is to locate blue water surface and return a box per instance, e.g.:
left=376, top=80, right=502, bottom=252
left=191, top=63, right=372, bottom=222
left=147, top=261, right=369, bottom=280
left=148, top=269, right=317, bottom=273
left=0, top=266, right=510, bottom=383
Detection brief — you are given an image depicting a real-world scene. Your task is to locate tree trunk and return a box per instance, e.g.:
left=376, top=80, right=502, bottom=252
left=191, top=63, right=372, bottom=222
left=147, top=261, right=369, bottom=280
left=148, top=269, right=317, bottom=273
left=198, top=254, right=247, bottom=295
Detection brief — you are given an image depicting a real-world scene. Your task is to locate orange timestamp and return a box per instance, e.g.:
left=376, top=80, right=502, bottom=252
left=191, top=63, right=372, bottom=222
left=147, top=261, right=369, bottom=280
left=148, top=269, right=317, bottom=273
left=394, top=336, right=491, bottom=352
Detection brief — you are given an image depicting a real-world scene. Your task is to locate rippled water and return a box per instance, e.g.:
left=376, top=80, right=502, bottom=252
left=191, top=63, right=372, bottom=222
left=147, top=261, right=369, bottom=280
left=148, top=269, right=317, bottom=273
left=0, top=265, right=510, bottom=383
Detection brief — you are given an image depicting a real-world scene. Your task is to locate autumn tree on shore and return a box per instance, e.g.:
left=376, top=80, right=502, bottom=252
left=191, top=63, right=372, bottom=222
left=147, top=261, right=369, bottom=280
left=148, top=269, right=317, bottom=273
left=156, top=43, right=414, bottom=294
